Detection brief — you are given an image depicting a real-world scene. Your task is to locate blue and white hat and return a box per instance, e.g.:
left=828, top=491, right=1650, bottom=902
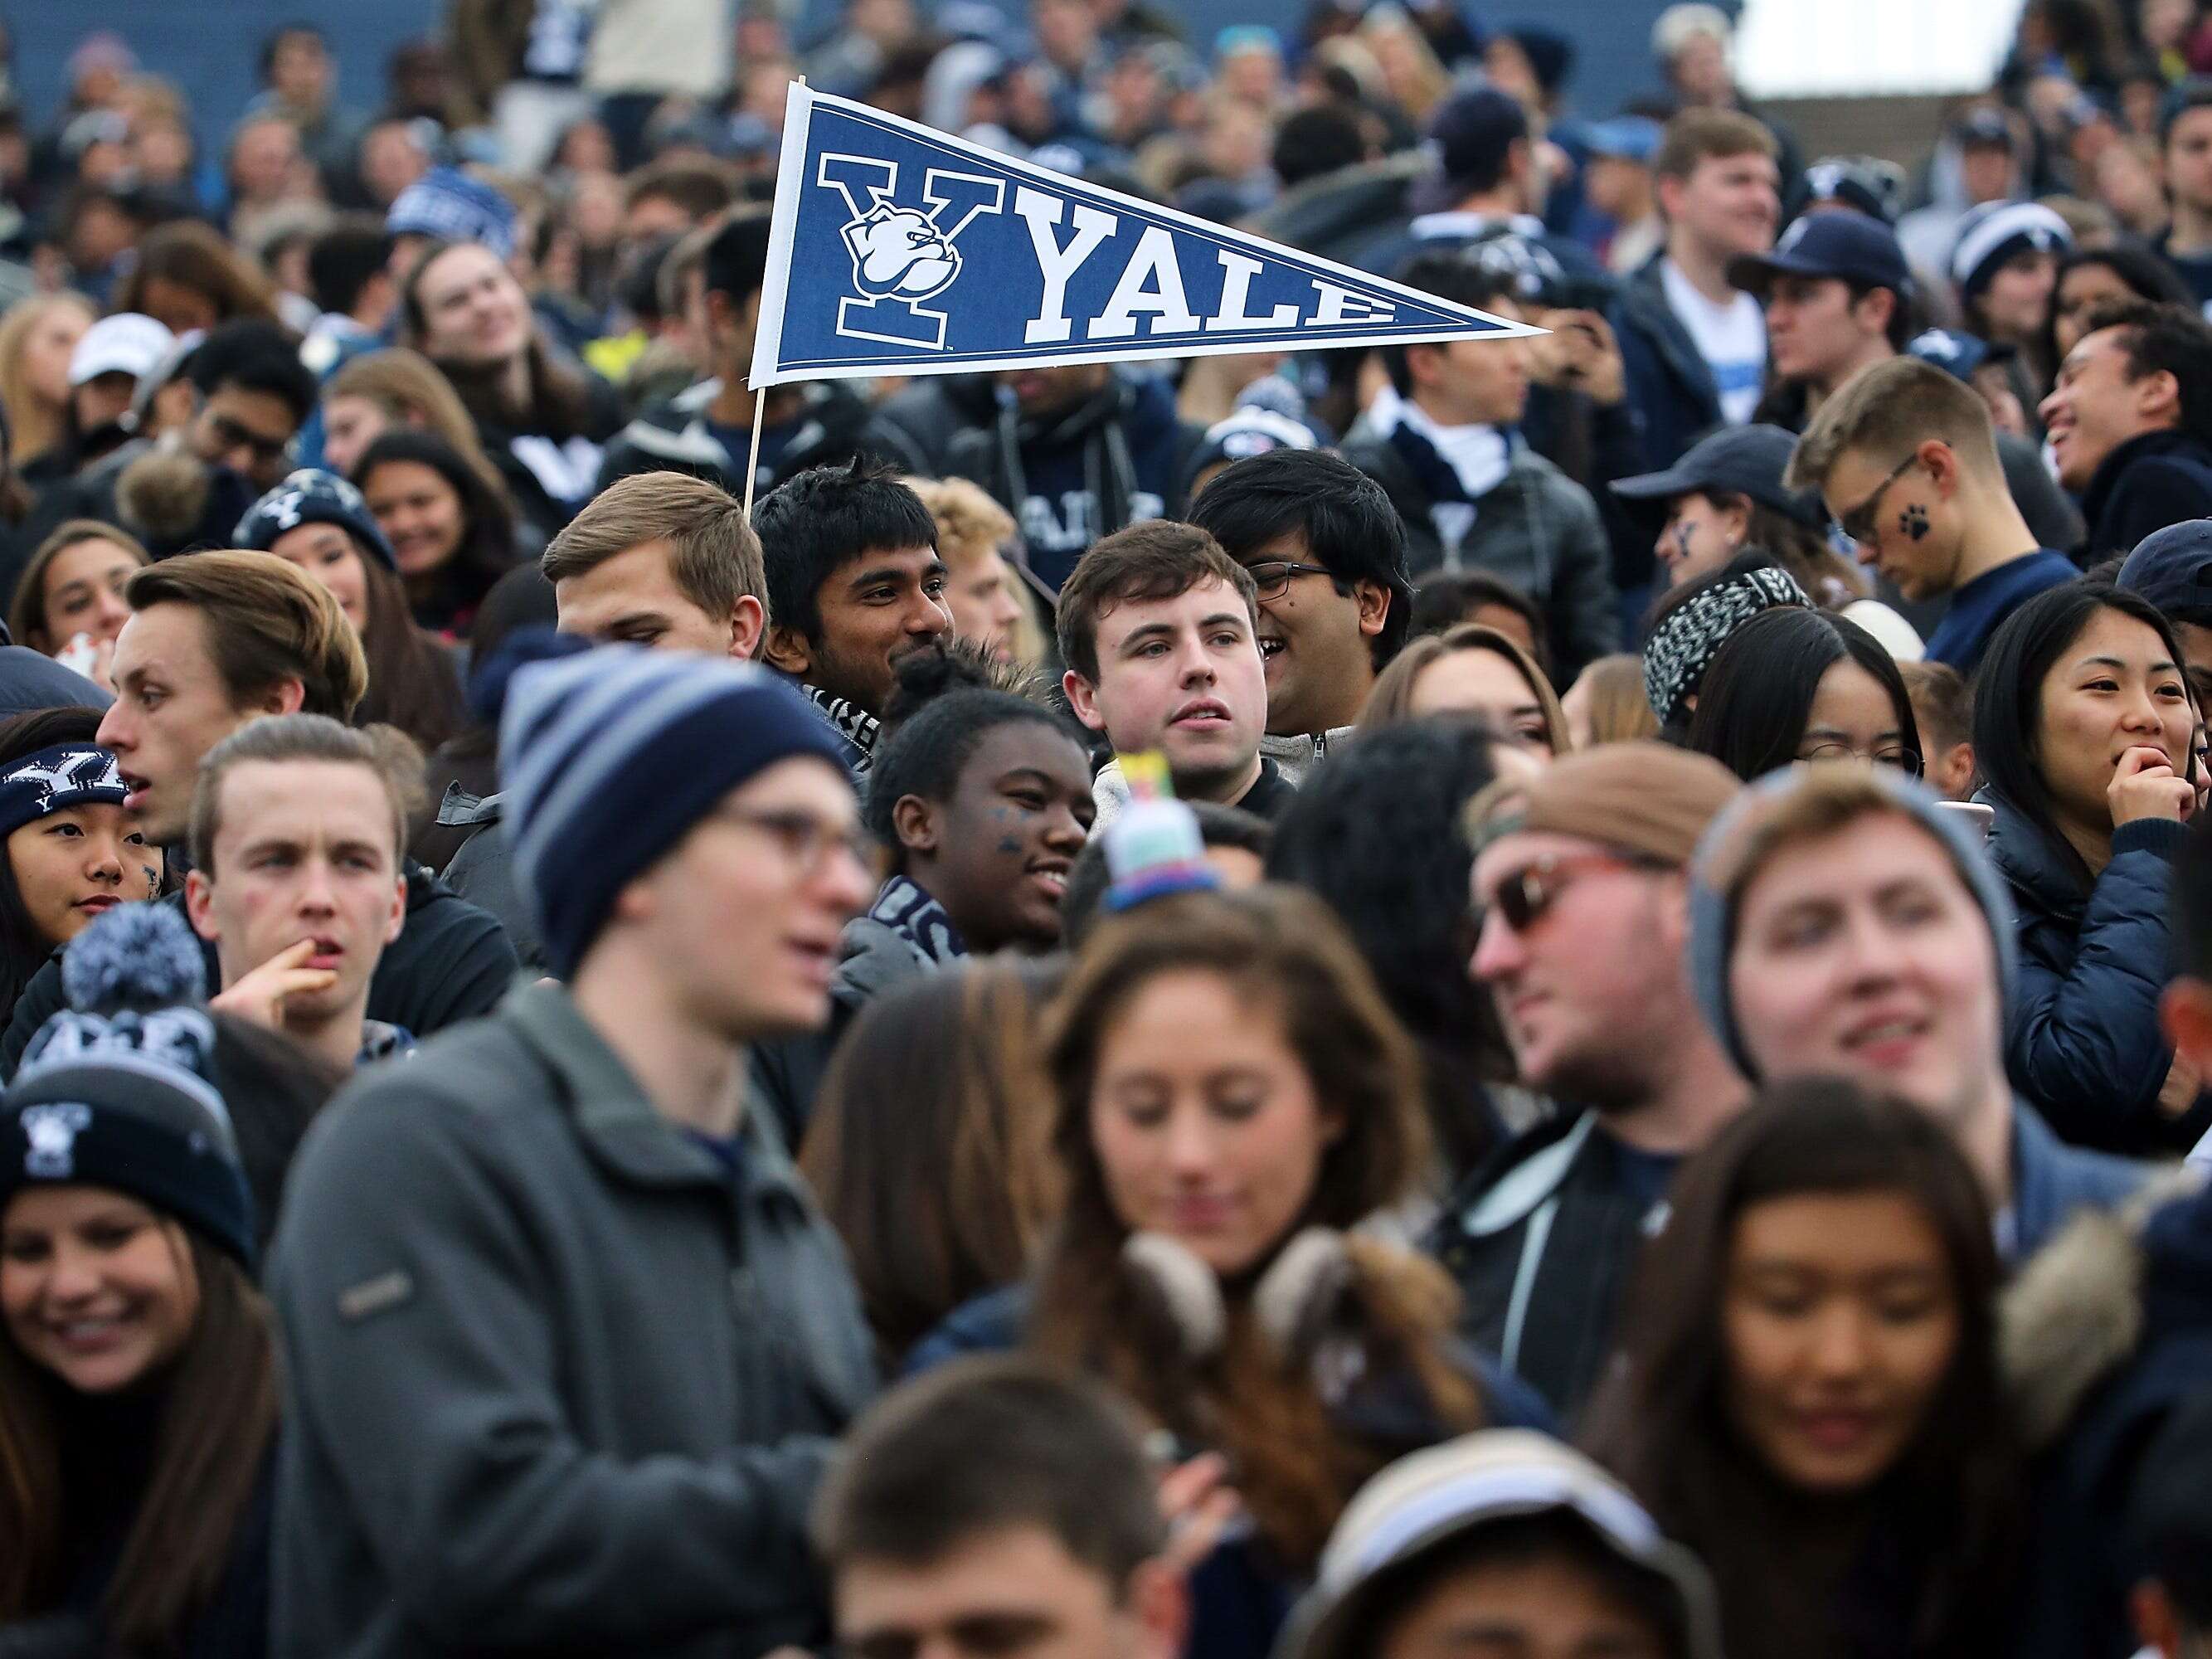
left=386, top=167, right=518, bottom=260
left=0, top=744, right=128, bottom=839
left=487, top=634, right=858, bottom=978
left=1950, top=201, right=2073, bottom=305
left=235, top=469, right=397, bottom=572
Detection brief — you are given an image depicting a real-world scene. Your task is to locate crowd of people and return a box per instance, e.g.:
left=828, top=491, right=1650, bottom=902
left=14, top=1, right=2212, bottom=1657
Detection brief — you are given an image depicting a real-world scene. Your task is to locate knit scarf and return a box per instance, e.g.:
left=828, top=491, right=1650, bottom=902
left=802, top=684, right=881, bottom=778
left=866, top=873, right=966, bottom=966
left=1377, top=392, right=1511, bottom=562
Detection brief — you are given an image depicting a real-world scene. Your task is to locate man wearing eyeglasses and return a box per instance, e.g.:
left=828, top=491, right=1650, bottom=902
left=270, top=640, right=880, bottom=1658
left=1428, top=741, right=1745, bottom=1423
left=1788, top=353, right=2076, bottom=674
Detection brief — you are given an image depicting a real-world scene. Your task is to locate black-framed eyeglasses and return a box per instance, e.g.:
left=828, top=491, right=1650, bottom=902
left=1473, top=851, right=1649, bottom=937
left=1243, top=558, right=1341, bottom=601
left=722, top=805, right=880, bottom=876
left=1836, top=451, right=1922, bottom=546
left=202, top=411, right=293, bottom=467
left=1797, top=742, right=1925, bottom=777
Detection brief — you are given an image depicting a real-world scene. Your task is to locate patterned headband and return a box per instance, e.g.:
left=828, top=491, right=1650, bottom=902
left=1641, top=566, right=1814, bottom=727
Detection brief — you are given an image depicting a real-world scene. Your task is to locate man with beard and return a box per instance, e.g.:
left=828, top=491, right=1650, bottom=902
left=1429, top=742, right=1746, bottom=1422
left=752, top=460, right=953, bottom=777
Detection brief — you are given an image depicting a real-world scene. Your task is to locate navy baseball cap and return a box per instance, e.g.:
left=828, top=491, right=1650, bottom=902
left=1728, top=212, right=1913, bottom=300
left=2118, top=519, right=2212, bottom=625
left=1611, top=424, right=1825, bottom=528
left=1411, top=84, right=1530, bottom=213
left=1904, top=326, right=2016, bottom=382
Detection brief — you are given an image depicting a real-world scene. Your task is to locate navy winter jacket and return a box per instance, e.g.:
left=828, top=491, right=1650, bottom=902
left=1610, top=255, right=1724, bottom=471
left=1980, top=790, right=2194, bottom=1154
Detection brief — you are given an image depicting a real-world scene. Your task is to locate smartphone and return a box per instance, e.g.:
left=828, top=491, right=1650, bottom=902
left=1936, top=800, right=1994, bottom=839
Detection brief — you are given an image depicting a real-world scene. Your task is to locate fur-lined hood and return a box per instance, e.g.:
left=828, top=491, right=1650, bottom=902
left=2001, top=1167, right=2202, bottom=1449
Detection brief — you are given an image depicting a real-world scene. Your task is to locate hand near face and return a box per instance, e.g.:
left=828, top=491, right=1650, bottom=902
left=210, top=937, right=339, bottom=1030
left=1157, top=1451, right=1242, bottom=1579
left=2109, top=743, right=2196, bottom=827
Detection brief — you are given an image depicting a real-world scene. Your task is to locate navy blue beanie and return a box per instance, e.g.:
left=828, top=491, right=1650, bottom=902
left=2, top=904, right=253, bottom=1267
left=492, top=635, right=858, bottom=978
left=234, top=469, right=397, bottom=572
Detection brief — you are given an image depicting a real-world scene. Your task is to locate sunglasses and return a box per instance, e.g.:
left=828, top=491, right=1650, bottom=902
left=1472, top=850, right=1651, bottom=937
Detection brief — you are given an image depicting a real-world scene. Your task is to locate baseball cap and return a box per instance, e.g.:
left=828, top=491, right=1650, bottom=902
left=1611, top=424, right=1824, bottom=529
left=1953, top=107, right=2016, bottom=150
left=1276, top=1431, right=1723, bottom=1659
left=1465, top=740, right=1743, bottom=867
left=1788, top=155, right=1907, bottom=226
left=1728, top=212, right=1912, bottom=299
left=1904, top=325, right=2016, bottom=382
left=1412, top=83, right=1530, bottom=214
left=2118, top=518, right=2212, bottom=625
left=1585, top=115, right=1662, bottom=165
left=67, top=313, right=177, bottom=389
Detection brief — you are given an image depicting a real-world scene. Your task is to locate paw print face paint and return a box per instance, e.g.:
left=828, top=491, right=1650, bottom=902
left=1899, top=504, right=1930, bottom=542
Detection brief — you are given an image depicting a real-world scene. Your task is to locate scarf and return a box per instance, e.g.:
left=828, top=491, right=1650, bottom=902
left=802, top=684, right=881, bottom=778
left=1374, top=389, right=1511, bottom=561
left=866, top=873, right=966, bottom=966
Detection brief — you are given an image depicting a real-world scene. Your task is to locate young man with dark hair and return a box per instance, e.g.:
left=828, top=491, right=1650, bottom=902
left=597, top=210, right=902, bottom=499
left=2042, top=299, right=2212, bottom=558
left=1187, top=449, right=1412, bottom=771
left=186, top=713, right=418, bottom=1070
left=944, top=359, right=1204, bottom=596
left=1344, top=253, right=1619, bottom=682
left=547, top=468, right=768, bottom=657
left=1277, top=1433, right=1719, bottom=1659
left=271, top=643, right=879, bottom=1657
left=1728, top=211, right=1913, bottom=421
left=304, top=216, right=398, bottom=366
left=0, top=551, right=515, bottom=1073
left=814, top=1355, right=1188, bottom=1659
left=1612, top=109, right=1782, bottom=469
left=2155, top=77, right=2212, bottom=309
left=1790, top=353, right=2077, bottom=672
left=751, top=458, right=952, bottom=771
left=1057, top=521, right=1286, bottom=824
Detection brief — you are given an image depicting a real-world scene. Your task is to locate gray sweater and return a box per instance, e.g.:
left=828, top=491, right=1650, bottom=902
left=269, top=982, right=877, bottom=1658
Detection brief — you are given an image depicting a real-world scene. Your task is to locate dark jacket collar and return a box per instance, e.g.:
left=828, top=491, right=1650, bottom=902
left=2009, top=1099, right=2146, bottom=1262
left=2079, top=426, right=2212, bottom=533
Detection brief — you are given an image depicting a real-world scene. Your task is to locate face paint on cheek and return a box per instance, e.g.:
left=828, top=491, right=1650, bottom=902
left=1675, top=521, right=1695, bottom=562
left=1900, top=503, right=1930, bottom=541
left=997, top=836, right=1020, bottom=854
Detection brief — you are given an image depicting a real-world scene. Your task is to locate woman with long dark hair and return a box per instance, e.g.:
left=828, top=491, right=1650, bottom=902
left=352, top=430, right=522, bottom=640
left=0, top=923, right=277, bottom=1657
left=398, top=239, right=621, bottom=540
left=233, top=469, right=465, bottom=753
left=2043, top=242, right=2195, bottom=367
left=111, top=219, right=284, bottom=338
left=1688, top=608, right=1925, bottom=784
left=915, top=887, right=1548, bottom=1659
left=1586, top=1077, right=2023, bottom=1659
left=1971, top=580, right=2202, bottom=1151
left=0, top=708, right=161, bottom=1032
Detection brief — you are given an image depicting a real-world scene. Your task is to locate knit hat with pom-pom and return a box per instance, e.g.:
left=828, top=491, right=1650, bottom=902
left=2, top=902, right=252, bottom=1265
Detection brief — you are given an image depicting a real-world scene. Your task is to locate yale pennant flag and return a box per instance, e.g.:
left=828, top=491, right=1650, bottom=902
left=750, top=84, right=1541, bottom=388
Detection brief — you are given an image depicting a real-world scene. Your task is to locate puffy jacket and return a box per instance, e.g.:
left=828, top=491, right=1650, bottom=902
left=595, top=377, right=906, bottom=501
left=1610, top=255, right=1724, bottom=472
left=1980, top=789, right=2195, bottom=1154
left=2004, top=1170, right=2211, bottom=1659
left=1339, top=429, right=1621, bottom=683
left=269, top=981, right=877, bottom=1658
left=0, top=869, right=517, bottom=1078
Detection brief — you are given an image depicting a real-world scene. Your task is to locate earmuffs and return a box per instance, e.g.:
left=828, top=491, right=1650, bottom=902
left=1121, top=1226, right=1354, bottom=1365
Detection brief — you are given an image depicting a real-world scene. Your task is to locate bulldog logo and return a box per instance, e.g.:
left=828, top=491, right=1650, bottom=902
left=817, top=152, right=1005, bottom=349
left=844, top=205, right=962, bottom=303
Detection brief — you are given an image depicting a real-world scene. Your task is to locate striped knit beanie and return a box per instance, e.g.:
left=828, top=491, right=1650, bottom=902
left=491, top=635, right=855, bottom=977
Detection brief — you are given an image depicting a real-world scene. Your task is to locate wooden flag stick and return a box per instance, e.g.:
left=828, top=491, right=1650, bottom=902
left=741, top=382, right=767, bottom=517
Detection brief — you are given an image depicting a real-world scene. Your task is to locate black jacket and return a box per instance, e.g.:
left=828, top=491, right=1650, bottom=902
left=868, top=375, right=1002, bottom=479
left=1339, top=430, right=1621, bottom=683
left=595, top=378, right=905, bottom=501
left=1427, top=1112, right=1657, bottom=1424
left=0, top=867, right=517, bottom=1078
left=1611, top=255, right=1724, bottom=473
left=2078, top=427, right=2212, bottom=562
left=1981, top=790, right=2200, bottom=1154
